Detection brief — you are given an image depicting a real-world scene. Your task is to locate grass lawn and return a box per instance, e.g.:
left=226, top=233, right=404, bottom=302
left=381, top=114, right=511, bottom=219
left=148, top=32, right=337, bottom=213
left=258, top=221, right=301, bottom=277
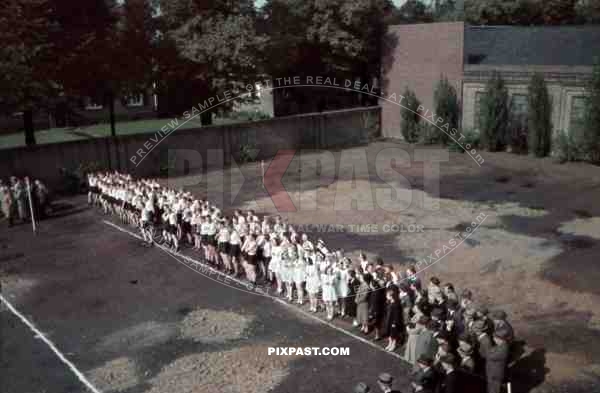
left=0, top=116, right=244, bottom=150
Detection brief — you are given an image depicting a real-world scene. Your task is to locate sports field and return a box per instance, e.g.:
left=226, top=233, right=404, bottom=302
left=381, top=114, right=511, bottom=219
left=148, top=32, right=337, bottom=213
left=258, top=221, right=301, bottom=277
left=2, top=141, right=600, bottom=393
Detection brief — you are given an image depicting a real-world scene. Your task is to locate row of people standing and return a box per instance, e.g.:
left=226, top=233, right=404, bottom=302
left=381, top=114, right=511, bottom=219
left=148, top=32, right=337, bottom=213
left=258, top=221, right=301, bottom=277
left=87, top=170, right=515, bottom=393
left=1, top=177, right=49, bottom=226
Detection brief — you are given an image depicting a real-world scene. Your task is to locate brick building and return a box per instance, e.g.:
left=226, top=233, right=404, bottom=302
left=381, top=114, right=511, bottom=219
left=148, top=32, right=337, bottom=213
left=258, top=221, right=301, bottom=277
left=380, top=22, right=600, bottom=140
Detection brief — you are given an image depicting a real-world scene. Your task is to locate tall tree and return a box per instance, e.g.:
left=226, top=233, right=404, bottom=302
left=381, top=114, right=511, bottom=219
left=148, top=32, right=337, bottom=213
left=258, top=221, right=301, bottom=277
left=527, top=73, right=552, bottom=157
left=465, top=0, right=580, bottom=25
left=55, top=0, right=156, bottom=136
left=480, top=72, right=510, bottom=152
left=576, top=0, right=600, bottom=23
left=433, top=75, right=460, bottom=145
left=583, top=62, right=600, bottom=163
left=156, top=0, right=264, bottom=124
left=0, top=0, right=57, bottom=146
left=260, top=0, right=392, bottom=114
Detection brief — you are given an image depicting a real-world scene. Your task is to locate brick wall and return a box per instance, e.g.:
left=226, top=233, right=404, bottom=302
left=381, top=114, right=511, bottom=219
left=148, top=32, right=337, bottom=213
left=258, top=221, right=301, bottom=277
left=380, top=22, right=464, bottom=139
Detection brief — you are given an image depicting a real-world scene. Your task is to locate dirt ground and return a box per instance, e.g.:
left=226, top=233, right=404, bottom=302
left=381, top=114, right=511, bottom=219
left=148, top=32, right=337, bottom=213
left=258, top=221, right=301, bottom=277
left=2, top=140, right=600, bottom=392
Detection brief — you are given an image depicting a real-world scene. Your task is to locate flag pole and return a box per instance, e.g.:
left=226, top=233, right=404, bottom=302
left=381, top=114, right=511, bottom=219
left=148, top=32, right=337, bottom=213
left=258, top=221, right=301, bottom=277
left=25, top=177, right=37, bottom=234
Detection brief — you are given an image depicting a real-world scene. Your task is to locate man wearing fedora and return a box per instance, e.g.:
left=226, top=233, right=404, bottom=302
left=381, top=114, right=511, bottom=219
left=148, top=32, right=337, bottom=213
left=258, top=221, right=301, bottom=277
left=472, top=319, right=493, bottom=361
left=490, top=310, right=514, bottom=343
left=486, top=330, right=511, bottom=393
left=411, top=355, right=438, bottom=392
left=354, top=381, right=371, bottom=393
left=409, top=371, right=435, bottom=393
left=376, top=373, right=401, bottom=393
left=437, top=354, right=460, bottom=393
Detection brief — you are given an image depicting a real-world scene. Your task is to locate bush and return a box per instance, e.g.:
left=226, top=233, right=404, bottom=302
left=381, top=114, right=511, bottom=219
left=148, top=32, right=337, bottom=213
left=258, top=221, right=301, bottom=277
left=507, top=117, right=528, bottom=154
left=552, top=130, right=586, bottom=163
left=401, top=88, right=422, bottom=143
left=582, top=61, right=600, bottom=163
left=59, top=161, right=102, bottom=194
left=480, top=72, right=510, bottom=152
left=419, top=122, right=440, bottom=145
left=448, top=129, right=480, bottom=153
left=433, top=75, right=460, bottom=145
left=527, top=73, right=553, bottom=157
left=239, top=143, right=258, bottom=163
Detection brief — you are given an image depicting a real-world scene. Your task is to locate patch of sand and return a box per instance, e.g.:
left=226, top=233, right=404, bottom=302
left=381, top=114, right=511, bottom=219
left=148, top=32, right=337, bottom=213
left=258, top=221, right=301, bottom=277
left=88, top=357, right=138, bottom=392
left=179, top=309, right=253, bottom=343
left=145, top=345, right=290, bottom=393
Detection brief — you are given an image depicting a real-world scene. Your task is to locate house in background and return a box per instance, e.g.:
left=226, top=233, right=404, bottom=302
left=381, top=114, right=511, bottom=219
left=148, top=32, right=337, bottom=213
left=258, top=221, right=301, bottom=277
left=462, top=25, right=600, bottom=138
left=0, top=89, right=158, bottom=135
left=380, top=22, right=600, bottom=140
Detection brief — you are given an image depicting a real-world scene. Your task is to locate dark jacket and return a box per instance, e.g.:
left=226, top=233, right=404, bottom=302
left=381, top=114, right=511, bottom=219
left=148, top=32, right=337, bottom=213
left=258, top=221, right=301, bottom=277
left=368, top=282, right=386, bottom=323
left=486, top=342, right=509, bottom=382
left=383, top=300, right=404, bottom=339
left=437, top=370, right=459, bottom=393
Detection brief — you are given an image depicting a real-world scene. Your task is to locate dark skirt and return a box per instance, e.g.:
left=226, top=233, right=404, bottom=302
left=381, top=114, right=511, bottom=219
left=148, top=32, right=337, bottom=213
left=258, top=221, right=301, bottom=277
left=229, top=244, right=241, bottom=258
left=218, top=242, right=230, bottom=254
left=246, top=253, right=258, bottom=266
left=207, top=234, right=217, bottom=246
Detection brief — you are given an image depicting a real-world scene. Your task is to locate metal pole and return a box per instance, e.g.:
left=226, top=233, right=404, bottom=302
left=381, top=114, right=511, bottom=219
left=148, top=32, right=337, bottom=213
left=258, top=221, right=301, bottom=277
left=25, top=177, right=36, bottom=234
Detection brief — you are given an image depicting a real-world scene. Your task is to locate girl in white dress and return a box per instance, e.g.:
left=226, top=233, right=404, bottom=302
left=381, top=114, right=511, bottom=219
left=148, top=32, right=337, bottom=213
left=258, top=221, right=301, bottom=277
left=305, top=252, right=322, bottom=312
left=293, top=243, right=307, bottom=305
left=336, top=258, right=351, bottom=318
left=269, top=237, right=283, bottom=293
left=282, top=241, right=297, bottom=301
left=321, top=266, right=339, bottom=320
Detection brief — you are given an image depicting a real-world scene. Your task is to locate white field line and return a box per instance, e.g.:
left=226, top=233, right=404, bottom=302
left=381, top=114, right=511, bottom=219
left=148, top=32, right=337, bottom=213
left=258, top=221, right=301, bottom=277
left=0, top=294, right=102, bottom=393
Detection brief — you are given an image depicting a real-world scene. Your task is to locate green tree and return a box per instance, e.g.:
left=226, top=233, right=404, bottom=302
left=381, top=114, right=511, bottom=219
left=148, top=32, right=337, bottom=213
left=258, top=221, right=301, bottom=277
left=388, top=0, right=433, bottom=24
left=401, top=88, right=421, bottom=143
left=480, top=72, right=509, bottom=152
left=465, top=0, right=579, bottom=25
left=432, top=75, right=460, bottom=145
left=156, top=0, right=264, bottom=124
left=583, top=61, right=600, bottom=163
left=576, top=0, right=600, bottom=23
left=527, top=73, right=553, bottom=157
left=0, top=0, right=57, bottom=146
left=259, top=0, right=391, bottom=113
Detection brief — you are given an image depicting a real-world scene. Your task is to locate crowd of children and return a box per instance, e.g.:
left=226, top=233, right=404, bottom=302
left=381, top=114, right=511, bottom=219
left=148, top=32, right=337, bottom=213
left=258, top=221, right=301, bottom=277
left=88, top=170, right=514, bottom=393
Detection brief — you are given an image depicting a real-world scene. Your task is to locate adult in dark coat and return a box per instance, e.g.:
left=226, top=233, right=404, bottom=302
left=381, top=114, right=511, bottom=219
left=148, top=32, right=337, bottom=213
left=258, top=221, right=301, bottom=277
left=438, top=354, right=460, bottom=393
left=486, top=331, right=511, bottom=393
left=383, top=286, right=404, bottom=352
left=369, top=276, right=386, bottom=340
left=412, top=355, right=438, bottom=392
left=355, top=273, right=372, bottom=333
left=376, top=373, right=402, bottom=393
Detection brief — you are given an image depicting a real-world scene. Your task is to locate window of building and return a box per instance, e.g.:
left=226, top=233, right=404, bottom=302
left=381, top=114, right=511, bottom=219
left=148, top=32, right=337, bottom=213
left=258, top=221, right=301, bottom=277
left=511, top=94, right=528, bottom=116
left=126, top=93, right=144, bottom=107
left=569, top=96, right=587, bottom=137
left=474, top=91, right=484, bottom=130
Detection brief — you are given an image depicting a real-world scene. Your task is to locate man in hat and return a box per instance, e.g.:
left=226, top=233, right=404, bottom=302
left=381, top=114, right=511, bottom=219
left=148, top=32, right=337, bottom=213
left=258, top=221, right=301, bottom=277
left=471, top=319, right=492, bottom=360
left=438, top=354, right=460, bottom=393
left=354, top=382, right=370, bottom=393
left=486, top=330, right=511, bottom=393
left=457, top=334, right=476, bottom=374
left=376, top=373, right=401, bottom=393
left=490, top=310, right=514, bottom=343
left=414, top=355, right=437, bottom=391
left=410, top=355, right=437, bottom=393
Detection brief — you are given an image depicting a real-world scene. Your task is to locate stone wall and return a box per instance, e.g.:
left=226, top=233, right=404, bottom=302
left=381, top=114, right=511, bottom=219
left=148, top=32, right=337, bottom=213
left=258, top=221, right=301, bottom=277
left=0, top=106, right=380, bottom=191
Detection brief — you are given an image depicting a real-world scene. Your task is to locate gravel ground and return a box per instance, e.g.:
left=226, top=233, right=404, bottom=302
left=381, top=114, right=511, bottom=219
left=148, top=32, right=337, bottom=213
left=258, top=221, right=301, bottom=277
left=2, top=141, right=600, bottom=393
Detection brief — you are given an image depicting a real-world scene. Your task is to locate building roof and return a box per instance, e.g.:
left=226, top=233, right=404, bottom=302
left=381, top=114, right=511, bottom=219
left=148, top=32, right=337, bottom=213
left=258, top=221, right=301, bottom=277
left=464, top=25, right=600, bottom=67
